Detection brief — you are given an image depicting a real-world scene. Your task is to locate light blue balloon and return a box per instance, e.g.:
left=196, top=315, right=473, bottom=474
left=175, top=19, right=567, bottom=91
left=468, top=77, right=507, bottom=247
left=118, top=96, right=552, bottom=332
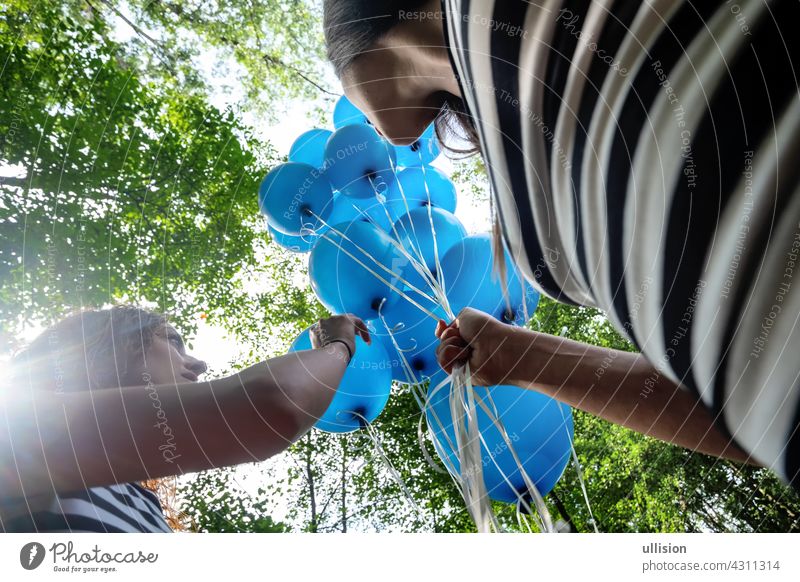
left=258, top=162, right=333, bottom=235
left=324, top=124, right=397, bottom=199
left=393, top=207, right=467, bottom=274
left=440, top=234, right=540, bottom=325
left=290, top=327, right=392, bottom=433
left=333, top=95, right=370, bottom=128
left=394, top=123, right=440, bottom=167
left=308, top=220, right=404, bottom=321
left=425, top=383, right=574, bottom=501
left=289, top=128, right=333, bottom=168
left=373, top=300, right=447, bottom=383
left=385, top=166, right=457, bottom=223
left=326, top=192, right=394, bottom=232
left=268, top=224, right=319, bottom=253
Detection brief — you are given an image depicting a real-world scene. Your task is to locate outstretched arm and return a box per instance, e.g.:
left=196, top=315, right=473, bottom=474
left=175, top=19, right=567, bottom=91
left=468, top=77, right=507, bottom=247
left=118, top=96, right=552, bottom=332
left=436, top=308, right=754, bottom=465
left=1, top=315, right=369, bottom=500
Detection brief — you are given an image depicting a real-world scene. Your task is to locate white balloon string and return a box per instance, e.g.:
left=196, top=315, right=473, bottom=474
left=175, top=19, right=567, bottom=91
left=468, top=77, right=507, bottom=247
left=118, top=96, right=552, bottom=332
left=315, top=211, right=442, bottom=310
left=406, top=381, right=451, bottom=475
left=313, top=224, right=441, bottom=322
left=316, top=213, right=433, bottom=302
left=424, top=371, right=500, bottom=531
left=382, top=155, right=452, bottom=310
left=468, top=387, right=541, bottom=522
left=517, top=507, right=535, bottom=533
left=452, top=363, right=502, bottom=532
left=376, top=303, right=424, bottom=386
left=558, top=404, right=599, bottom=533
left=349, top=410, right=423, bottom=516
left=416, top=411, right=450, bottom=475
left=476, top=391, right=554, bottom=532
left=478, top=390, right=553, bottom=530
left=415, top=161, right=451, bottom=306
left=423, top=375, right=466, bottom=472
left=364, top=173, right=437, bottom=294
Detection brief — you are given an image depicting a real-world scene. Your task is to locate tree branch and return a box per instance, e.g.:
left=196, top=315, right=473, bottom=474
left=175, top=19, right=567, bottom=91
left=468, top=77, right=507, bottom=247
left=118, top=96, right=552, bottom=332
left=261, top=53, right=336, bottom=96
left=89, top=0, right=178, bottom=76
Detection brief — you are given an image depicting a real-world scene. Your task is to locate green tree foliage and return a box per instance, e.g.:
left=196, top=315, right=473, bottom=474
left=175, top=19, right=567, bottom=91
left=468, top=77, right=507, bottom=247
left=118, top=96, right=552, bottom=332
left=126, top=0, right=334, bottom=116
left=531, top=298, right=800, bottom=533
left=0, top=0, right=277, bottom=339
left=178, top=466, right=289, bottom=532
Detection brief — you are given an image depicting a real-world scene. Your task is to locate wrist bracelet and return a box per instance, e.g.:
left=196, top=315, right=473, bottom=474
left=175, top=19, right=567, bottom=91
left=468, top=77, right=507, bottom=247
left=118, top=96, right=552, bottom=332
left=325, top=339, right=353, bottom=363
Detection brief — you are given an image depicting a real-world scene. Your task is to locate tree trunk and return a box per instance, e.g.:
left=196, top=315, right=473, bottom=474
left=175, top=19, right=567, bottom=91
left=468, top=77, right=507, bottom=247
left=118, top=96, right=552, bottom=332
left=549, top=491, right=577, bottom=532
left=340, top=435, right=347, bottom=533
left=305, top=434, right=318, bottom=532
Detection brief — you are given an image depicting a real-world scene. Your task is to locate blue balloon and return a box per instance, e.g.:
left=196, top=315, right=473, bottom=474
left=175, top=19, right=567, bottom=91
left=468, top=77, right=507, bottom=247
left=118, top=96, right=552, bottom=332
left=323, top=125, right=397, bottom=199
left=289, top=128, right=333, bottom=168
left=290, top=327, right=392, bottom=433
left=425, top=383, right=573, bottom=501
left=308, top=220, right=405, bottom=321
left=394, top=123, right=440, bottom=167
left=326, top=192, right=394, bottom=232
left=268, top=224, right=318, bottom=253
left=385, top=166, right=457, bottom=223
left=258, top=162, right=333, bottom=235
left=393, top=207, right=467, bottom=274
left=440, top=234, right=540, bottom=325
left=333, top=95, right=370, bottom=128
left=373, top=300, right=447, bottom=383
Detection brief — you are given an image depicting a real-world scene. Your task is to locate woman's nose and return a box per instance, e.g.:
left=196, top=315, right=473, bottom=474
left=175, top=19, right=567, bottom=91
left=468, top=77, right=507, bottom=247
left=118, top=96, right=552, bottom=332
left=186, top=355, right=208, bottom=377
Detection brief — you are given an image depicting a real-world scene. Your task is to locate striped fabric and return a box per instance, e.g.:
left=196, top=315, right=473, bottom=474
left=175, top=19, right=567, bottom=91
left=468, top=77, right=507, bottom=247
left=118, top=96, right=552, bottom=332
left=441, top=0, right=800, bottom=487
left=1, top=483, right=172, bottom=533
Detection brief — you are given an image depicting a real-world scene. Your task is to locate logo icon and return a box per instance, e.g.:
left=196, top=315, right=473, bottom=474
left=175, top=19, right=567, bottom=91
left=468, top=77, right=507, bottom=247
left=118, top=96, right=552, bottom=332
left=20, top=542, right=46, bottom=570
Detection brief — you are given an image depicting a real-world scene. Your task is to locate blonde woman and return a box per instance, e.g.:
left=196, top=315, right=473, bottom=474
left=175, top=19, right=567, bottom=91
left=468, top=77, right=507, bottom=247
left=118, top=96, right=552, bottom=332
left=0, top=305, right=369, bottom=532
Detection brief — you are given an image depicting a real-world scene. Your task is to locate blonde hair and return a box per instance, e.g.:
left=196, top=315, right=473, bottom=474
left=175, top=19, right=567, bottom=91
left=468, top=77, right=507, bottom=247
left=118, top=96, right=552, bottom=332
left=140, top=478, right=194, bottom=531
left=10, top=305, right=191, bottom=531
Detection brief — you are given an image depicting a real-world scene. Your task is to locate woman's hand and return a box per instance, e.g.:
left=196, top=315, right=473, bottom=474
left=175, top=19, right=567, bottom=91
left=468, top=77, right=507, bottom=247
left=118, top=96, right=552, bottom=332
left=309, top=313, right=371, bottom=362
left=435, top=307, right=517, bottom=386
left=434, top=308, right=756, bottom=465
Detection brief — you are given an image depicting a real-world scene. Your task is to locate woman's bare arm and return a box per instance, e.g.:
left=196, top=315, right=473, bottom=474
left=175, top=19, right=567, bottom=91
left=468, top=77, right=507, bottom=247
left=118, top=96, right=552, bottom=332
left=437, top=308, right=755, bottom=465
left=504, top=329, right=753, bottom=463
left=0, top=343, right=349, bottom=500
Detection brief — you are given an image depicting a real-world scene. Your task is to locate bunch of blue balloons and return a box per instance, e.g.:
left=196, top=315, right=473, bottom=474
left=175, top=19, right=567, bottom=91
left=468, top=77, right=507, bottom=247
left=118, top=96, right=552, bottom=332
left=258, top=95, right=573, bottom=501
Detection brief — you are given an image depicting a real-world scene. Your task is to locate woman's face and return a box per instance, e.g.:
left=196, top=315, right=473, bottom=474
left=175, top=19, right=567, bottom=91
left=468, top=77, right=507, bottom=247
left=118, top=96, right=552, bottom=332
left=339, top=13, right=461, bottom=146
left=128, top=324, right=207, bottom=386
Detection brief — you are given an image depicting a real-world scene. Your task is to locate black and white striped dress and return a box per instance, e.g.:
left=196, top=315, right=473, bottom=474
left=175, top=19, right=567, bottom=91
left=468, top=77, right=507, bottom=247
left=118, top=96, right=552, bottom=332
left=0, top=483, right=173, bottom=533
left=442, top=0, right=800, bottom=487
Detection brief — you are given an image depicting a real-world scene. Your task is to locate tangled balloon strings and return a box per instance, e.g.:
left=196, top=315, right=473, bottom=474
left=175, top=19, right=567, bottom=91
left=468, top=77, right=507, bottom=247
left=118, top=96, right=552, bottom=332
left=321, top=165, right=565, bottom=532
left=364, top=170, right=451, bottom=309
left=374, top=149, right=502, bottom=531
left=348, top=409, right=423, bottom=517
left=268, top=113, right=593, bottom=532
left=381, top=145, right=562, bottom=532
left=311, top=217, right=442, bottom=321
left=311, top=156, right=512, bottom=530
left=415, top=162, right=451, bottom=303
left=392, top=150, right=560, bottom=532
